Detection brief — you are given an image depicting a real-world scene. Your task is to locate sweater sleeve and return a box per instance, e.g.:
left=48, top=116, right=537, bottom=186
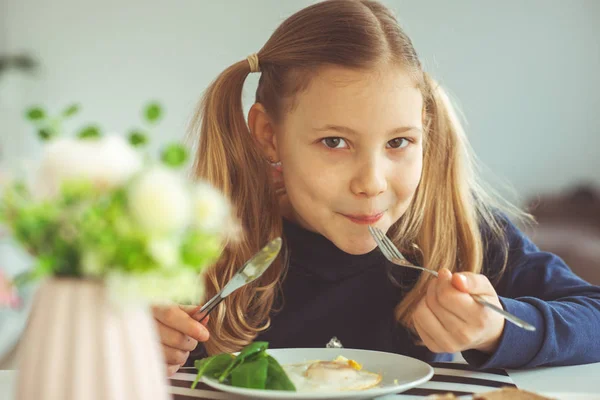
left=462, top=217, right=600, bottom=369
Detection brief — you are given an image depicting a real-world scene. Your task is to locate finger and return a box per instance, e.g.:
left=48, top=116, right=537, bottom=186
left=194, top=310, right=210, bottom=325
left=162, top=344, right=190, bottom=365
left=182, top=305, right=210, bottom=325
left=153, top=306, right=210, bottom=342
left=451, top=272, right=469, bottom=293
left=448, top=271, right=502, bottom=325
left=156, top=320, right=198, bottom=352
left=166, top=364, right=180, bottom=377
left=431, top=270, right=485, bottom=324
left=451, top=272, right=495, bottom=296
left=182, top=304, right=202, bottom=315
left=413, top=318, right=443, bottom=353
left=434, top=269, right=472, bottom=322
left=198, top=312, right=210, bottom=325
left=414, top=297, right=457, bottom=352
left=429, top=278, right=481, bottom=349
left=431, top=270, right=469, bottom=324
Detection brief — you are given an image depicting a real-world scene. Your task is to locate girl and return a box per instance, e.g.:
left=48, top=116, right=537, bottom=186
left=152, top=0, right=600, bottom=376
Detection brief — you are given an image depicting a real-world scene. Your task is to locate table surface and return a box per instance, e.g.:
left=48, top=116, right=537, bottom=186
left=2, top=362, right=600, bottom=399
left=507, top=362, right=600, bottom=394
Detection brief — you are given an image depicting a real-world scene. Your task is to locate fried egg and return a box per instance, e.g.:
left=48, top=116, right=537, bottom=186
left=282, top=356, right=382, bottom=392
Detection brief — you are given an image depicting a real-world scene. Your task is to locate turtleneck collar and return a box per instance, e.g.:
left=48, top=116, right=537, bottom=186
left=282, top=218, right=387, bottom=282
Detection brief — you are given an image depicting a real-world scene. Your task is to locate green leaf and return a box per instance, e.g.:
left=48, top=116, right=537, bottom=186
left=26, top=107, right=45, bottom=121
left=265, top=355, right=296, bottom=391
left=236, top=342, right=269, bottom=361
left=128, top=130, right=148, bottom=147
left=144, top=102, right=163, bottom=124
left=62, top=104, right=80, bottom=117
left=161, top=143, right=188, bottom=168
left=231, top=358, right=268, bottom=389
left=77, top=125, right=101, bottom=139
left=37, top=128, right=55, bottom=141
left=191, top=353, right=235, bottom=389
left=218, top=342, right=269, bottom=382
left=32, top=256, right=58, bottom=280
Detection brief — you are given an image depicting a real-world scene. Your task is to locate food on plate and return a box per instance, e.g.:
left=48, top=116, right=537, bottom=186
left=191, top=341, right=296, bottom=391
left=191, top=342, right=381, bottom=393
left=282, top=354, right=382, bottom=392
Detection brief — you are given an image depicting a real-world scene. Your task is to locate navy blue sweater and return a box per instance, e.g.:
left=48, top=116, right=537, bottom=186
left=252, top=218, right=600, bottom=369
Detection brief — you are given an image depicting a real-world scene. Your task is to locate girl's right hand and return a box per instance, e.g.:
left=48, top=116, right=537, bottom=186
left=152, top=305, right=210, bottom=376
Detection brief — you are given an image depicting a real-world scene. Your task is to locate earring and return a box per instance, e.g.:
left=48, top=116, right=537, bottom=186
left=268, top=157, right=282, bottom=172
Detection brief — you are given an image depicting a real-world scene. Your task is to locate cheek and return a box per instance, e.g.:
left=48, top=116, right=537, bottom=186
left=281, top=159, right=338, bottom=204
left=390, top=155, right=423, bottom=202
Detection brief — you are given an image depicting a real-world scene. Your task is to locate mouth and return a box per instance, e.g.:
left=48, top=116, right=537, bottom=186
left=340, top=212, right=384, bottom=225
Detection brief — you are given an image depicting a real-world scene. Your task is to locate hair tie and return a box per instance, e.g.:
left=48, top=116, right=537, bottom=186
left=246, top=53, right=260, bottom=73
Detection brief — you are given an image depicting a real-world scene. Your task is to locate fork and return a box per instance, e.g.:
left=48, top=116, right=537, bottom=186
left=368, top=226, right=536, bottom=332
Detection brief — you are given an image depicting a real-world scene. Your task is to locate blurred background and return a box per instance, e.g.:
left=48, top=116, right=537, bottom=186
left=1, top=0, right=599, bottom=365
left=2, top=0, right=599, bottom=196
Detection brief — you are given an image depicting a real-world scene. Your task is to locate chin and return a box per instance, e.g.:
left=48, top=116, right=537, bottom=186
left=331, top=235, right=378, bottom=255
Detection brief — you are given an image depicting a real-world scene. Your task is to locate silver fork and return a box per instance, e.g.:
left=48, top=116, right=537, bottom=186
left=368, top=226, right=536, bottom=332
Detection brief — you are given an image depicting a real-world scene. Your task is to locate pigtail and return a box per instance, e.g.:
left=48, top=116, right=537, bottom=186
left=190, top=60, right=283, bottom=354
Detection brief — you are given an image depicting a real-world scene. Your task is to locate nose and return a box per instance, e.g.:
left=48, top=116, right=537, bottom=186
left=349, top=155, right=387, bottom=198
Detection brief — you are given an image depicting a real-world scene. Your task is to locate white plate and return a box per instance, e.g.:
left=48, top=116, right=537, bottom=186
left=200, top=348, right=433, bottom=400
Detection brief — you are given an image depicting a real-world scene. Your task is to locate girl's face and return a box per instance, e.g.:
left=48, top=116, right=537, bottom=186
left=256, top=65, right=424, bottom=255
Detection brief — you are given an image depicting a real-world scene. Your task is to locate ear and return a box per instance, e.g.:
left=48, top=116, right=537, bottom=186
left=248, top=103, right=279, bottom=162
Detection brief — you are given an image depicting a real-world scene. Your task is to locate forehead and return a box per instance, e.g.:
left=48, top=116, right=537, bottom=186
left=284, top=65, right=424, bottom=131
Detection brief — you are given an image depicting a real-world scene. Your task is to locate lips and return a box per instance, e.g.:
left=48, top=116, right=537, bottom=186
left=341, top=212, right=384, bottom=225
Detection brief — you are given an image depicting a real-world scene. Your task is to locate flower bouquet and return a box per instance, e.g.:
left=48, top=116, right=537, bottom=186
left=0, top=102, right=232, bottom=400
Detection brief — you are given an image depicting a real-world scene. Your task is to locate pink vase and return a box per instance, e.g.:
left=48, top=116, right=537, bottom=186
left=16, top=278, right=171, bottom=400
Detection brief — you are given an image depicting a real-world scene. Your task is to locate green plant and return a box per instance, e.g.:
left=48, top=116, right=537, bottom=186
left=0, top=102, right=232, bottom=305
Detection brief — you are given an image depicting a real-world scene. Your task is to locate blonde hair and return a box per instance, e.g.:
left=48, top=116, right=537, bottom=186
left=189, top=0, right=527, bottom=355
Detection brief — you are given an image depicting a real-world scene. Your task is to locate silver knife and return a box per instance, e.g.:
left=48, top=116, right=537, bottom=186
left=194, top=237, right=282, bottom=323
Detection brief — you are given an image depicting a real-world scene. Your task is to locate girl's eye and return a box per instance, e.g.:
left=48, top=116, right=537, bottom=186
left=387, top=138, right=409, bottom=149
left=321, top=137, right=348, bottom=149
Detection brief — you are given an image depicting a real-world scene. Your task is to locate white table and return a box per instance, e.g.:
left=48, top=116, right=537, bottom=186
left=1, top=371, right=15, bottom=399
left=507, top=362, right=600, bottom=396
left=2, top=363, right=600, bottom=399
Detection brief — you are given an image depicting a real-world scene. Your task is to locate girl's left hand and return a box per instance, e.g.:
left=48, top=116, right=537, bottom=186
left=411, top=268, right=505, bottom=354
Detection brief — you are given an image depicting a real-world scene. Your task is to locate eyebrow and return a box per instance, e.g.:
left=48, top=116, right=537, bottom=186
left=313, top=124, right=422, bottom=136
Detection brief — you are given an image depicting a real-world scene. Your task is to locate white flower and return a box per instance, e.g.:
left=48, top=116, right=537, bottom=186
left=32, top=135, right=142, bottom=199
left=148, top=238, right=180, bottom=269
left=128, top=167, right=191, bottom=235
left=193, top=181, right=230, bottom=233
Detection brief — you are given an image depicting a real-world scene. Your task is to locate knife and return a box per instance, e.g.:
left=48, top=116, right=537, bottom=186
left=193, top=237, right=282, bottom=323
